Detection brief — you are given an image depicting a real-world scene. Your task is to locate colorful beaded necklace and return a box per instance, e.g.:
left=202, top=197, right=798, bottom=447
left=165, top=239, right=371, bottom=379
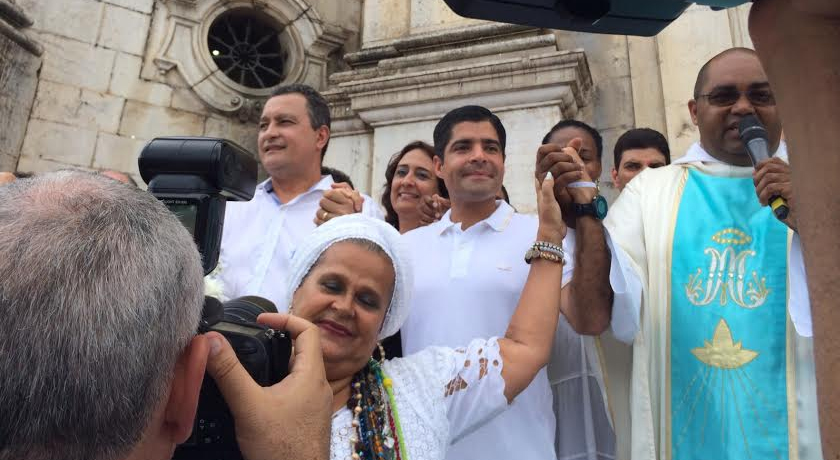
left=347, top=350, right=408, bottom=460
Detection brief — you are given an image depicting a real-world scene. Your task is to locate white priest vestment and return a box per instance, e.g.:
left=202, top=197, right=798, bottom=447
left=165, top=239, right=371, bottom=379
left=602, top=142, right=822, bottom=460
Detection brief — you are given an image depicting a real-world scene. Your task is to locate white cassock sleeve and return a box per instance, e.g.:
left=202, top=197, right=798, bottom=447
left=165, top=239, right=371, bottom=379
left=603, top=180, right=648, bottom=345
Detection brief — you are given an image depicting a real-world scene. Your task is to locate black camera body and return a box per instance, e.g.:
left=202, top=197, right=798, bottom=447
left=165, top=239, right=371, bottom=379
left=174, top=296, right=292, bottom=460
left=443, top=0, right=750, bottom=36
left=138, top=137, right=291, bottom=460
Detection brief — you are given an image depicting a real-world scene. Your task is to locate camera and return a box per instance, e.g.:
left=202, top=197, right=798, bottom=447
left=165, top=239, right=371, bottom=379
left=443, top=0, right=750, bottom=36
left=174, top=295, right=292, bottom=460
left=139, top=136, right=258, bottom=275
left=139, top=137, right=292, bottom=460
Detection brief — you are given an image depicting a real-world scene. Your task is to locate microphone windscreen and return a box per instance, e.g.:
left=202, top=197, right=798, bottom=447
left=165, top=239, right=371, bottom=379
left=738, top=114, right=768, bottom=144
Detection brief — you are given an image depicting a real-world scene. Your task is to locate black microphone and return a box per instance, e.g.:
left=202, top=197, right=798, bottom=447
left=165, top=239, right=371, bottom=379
left=738, top=115, right=790, bottom=220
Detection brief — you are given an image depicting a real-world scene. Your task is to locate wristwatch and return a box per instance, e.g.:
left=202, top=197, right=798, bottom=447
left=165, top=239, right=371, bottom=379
left=573, top=195, right=608, bottom=220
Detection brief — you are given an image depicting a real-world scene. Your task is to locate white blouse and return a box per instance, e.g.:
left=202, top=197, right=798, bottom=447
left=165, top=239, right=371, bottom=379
left=330, top=338, right=507, bottom=460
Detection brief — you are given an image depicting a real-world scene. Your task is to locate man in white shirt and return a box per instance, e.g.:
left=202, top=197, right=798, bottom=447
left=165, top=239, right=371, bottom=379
left=217, top=84, right=382, bottom=307
left=401, top=105, right=629, bottom=460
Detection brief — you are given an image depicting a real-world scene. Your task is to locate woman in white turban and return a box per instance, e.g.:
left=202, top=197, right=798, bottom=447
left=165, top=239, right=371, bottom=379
left=281, top=173, right=567, bottom=460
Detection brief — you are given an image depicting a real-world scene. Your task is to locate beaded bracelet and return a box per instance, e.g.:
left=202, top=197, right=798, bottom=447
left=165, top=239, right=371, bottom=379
left=525, top=241, right=566, bottom=265
left=534, top=241, right=563, bottom=253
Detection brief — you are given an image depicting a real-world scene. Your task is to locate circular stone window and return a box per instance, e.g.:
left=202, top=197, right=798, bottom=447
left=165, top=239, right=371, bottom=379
left=207, top=9, right=290, bottom=89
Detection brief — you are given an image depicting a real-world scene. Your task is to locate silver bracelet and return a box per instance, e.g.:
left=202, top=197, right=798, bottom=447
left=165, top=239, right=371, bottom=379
left=526, top=241, right=566, bottom=265
left=567, top=181, right=597, bottom=189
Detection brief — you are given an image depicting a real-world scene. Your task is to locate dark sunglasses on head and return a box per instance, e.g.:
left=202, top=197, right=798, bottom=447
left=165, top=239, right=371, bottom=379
left=697, top=88, right=776, bottom=107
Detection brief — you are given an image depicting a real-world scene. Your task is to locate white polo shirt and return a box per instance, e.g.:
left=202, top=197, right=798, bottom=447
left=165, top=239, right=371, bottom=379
left=401, top=201, right=575, bottom=460
left=216, top=175, right=383, bottom=309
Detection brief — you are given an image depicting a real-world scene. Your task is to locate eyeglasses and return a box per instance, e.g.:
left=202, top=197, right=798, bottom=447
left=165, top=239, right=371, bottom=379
left=696, top=88, right=776, bottom=107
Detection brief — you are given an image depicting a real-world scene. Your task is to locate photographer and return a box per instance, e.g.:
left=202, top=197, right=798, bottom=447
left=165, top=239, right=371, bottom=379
left=0, top=171, right=331, bottom=460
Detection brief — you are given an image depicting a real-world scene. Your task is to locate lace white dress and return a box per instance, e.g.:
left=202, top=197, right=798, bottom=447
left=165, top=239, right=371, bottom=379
left=330, top=338, right=507, bottom=460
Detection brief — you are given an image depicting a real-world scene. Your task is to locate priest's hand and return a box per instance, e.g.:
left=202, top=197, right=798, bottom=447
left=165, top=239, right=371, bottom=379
left=314, top=182, right=364, bottom=226
left=753, top=157, right=797, bottom=232
left=418, top=194, right=451, bottom=226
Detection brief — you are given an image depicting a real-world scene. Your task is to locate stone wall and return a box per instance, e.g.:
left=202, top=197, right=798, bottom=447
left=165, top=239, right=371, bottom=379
left=0, top=0, right=41, bottom=171
left=8, top=0, right=755, bottom=202
left=351, top=0, right=755, bottom=205
left=14, top=0, right=362, bottom=184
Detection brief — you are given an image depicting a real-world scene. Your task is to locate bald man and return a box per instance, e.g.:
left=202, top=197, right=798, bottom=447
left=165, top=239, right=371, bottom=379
left=574, top=48, right=820, bottom=460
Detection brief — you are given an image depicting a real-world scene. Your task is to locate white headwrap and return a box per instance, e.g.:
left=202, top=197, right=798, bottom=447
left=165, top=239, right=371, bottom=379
left=284, top=214, right=412, bottom=340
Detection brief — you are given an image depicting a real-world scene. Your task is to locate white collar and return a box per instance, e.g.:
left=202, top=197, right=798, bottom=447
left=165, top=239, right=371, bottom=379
left=259, top=175, right=334, bottom=200
left=674, top=141, right=789, bottom=166
left=436, top=200, right=515, bottom=235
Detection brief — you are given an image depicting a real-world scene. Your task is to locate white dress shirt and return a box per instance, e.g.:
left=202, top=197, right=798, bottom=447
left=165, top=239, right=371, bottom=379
left=216, top=175, right=383, bottom=309
left=401, top=201, right=575, bottom=460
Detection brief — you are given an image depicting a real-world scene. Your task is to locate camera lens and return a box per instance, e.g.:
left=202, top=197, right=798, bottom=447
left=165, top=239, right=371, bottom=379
left=222, top=296, right=278, bottom=323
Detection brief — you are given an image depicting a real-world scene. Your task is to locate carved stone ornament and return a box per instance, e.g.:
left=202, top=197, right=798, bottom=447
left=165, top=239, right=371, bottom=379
left=151, top=0, right=348, bottom=119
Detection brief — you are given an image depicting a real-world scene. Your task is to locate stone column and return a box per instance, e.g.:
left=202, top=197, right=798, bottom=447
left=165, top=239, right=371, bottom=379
left=0, top=0, right=41, bottom=171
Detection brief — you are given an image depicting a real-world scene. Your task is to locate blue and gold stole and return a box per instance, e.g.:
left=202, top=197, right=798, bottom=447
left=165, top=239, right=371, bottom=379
left=669, top=168, right=791, bottom=460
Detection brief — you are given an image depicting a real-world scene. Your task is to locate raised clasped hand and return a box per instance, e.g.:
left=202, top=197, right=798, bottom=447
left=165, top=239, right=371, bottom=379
left=535, top=171, right=567, bottom=245
left=314, top=182, right=364, bottom=226
left=535, top=137, right=596, bottom=208
left=418, top=194, right=451, bottom=226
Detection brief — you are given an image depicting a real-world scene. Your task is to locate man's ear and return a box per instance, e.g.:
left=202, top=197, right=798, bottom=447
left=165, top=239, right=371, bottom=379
left=163, top=335, right=210, bottom=444
left=611, top=167, right=619, bottom=185
left=688, top=99, right=699, bottom=126
left=316, top=125, right=330, bottom=152
left=433, top=155, right=444, bottom=179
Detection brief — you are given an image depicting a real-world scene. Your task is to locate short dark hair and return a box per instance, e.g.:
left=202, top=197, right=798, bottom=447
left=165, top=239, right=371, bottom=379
left=693, top=47, right=758, bottom=99
left=321, top=166, right=354, bottom=189
left=270, top=84, right=331, bottom=158
left=613, top=128, right=671, bottom=168
left=432, top=106, right=506, bottom=159
left=381, top=141, right=448, bottom=230
left=541, top=119, right=603, bottom=160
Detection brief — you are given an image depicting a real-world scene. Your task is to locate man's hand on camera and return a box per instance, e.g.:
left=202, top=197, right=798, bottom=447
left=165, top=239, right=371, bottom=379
left=206, top=314, right=332, bottom=460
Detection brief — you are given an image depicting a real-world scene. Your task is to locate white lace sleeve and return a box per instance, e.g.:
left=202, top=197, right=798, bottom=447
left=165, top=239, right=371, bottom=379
left=435, top=337, right=507, bottom=443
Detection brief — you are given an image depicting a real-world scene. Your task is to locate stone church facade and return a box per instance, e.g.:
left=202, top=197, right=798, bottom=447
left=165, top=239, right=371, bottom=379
left=1, top=0, right=754, bottom=211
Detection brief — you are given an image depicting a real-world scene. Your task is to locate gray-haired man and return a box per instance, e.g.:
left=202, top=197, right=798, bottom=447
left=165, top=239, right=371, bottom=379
left=0, top=171, right=331, bottom=460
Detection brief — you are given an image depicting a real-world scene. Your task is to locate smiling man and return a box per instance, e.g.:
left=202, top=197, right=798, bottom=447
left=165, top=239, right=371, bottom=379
left=216, top=84, right=382, bottom=307
left=400, top=105, right=617, bottom=460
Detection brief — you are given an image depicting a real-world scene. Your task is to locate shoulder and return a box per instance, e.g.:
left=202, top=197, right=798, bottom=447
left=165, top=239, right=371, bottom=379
left=506, top=212, right=539, bottom=239
left=402, top=221, right=443, bottom=242
left=511, top=211, right=538, bottom=226
left=637, top=163, right=683, bottom=185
